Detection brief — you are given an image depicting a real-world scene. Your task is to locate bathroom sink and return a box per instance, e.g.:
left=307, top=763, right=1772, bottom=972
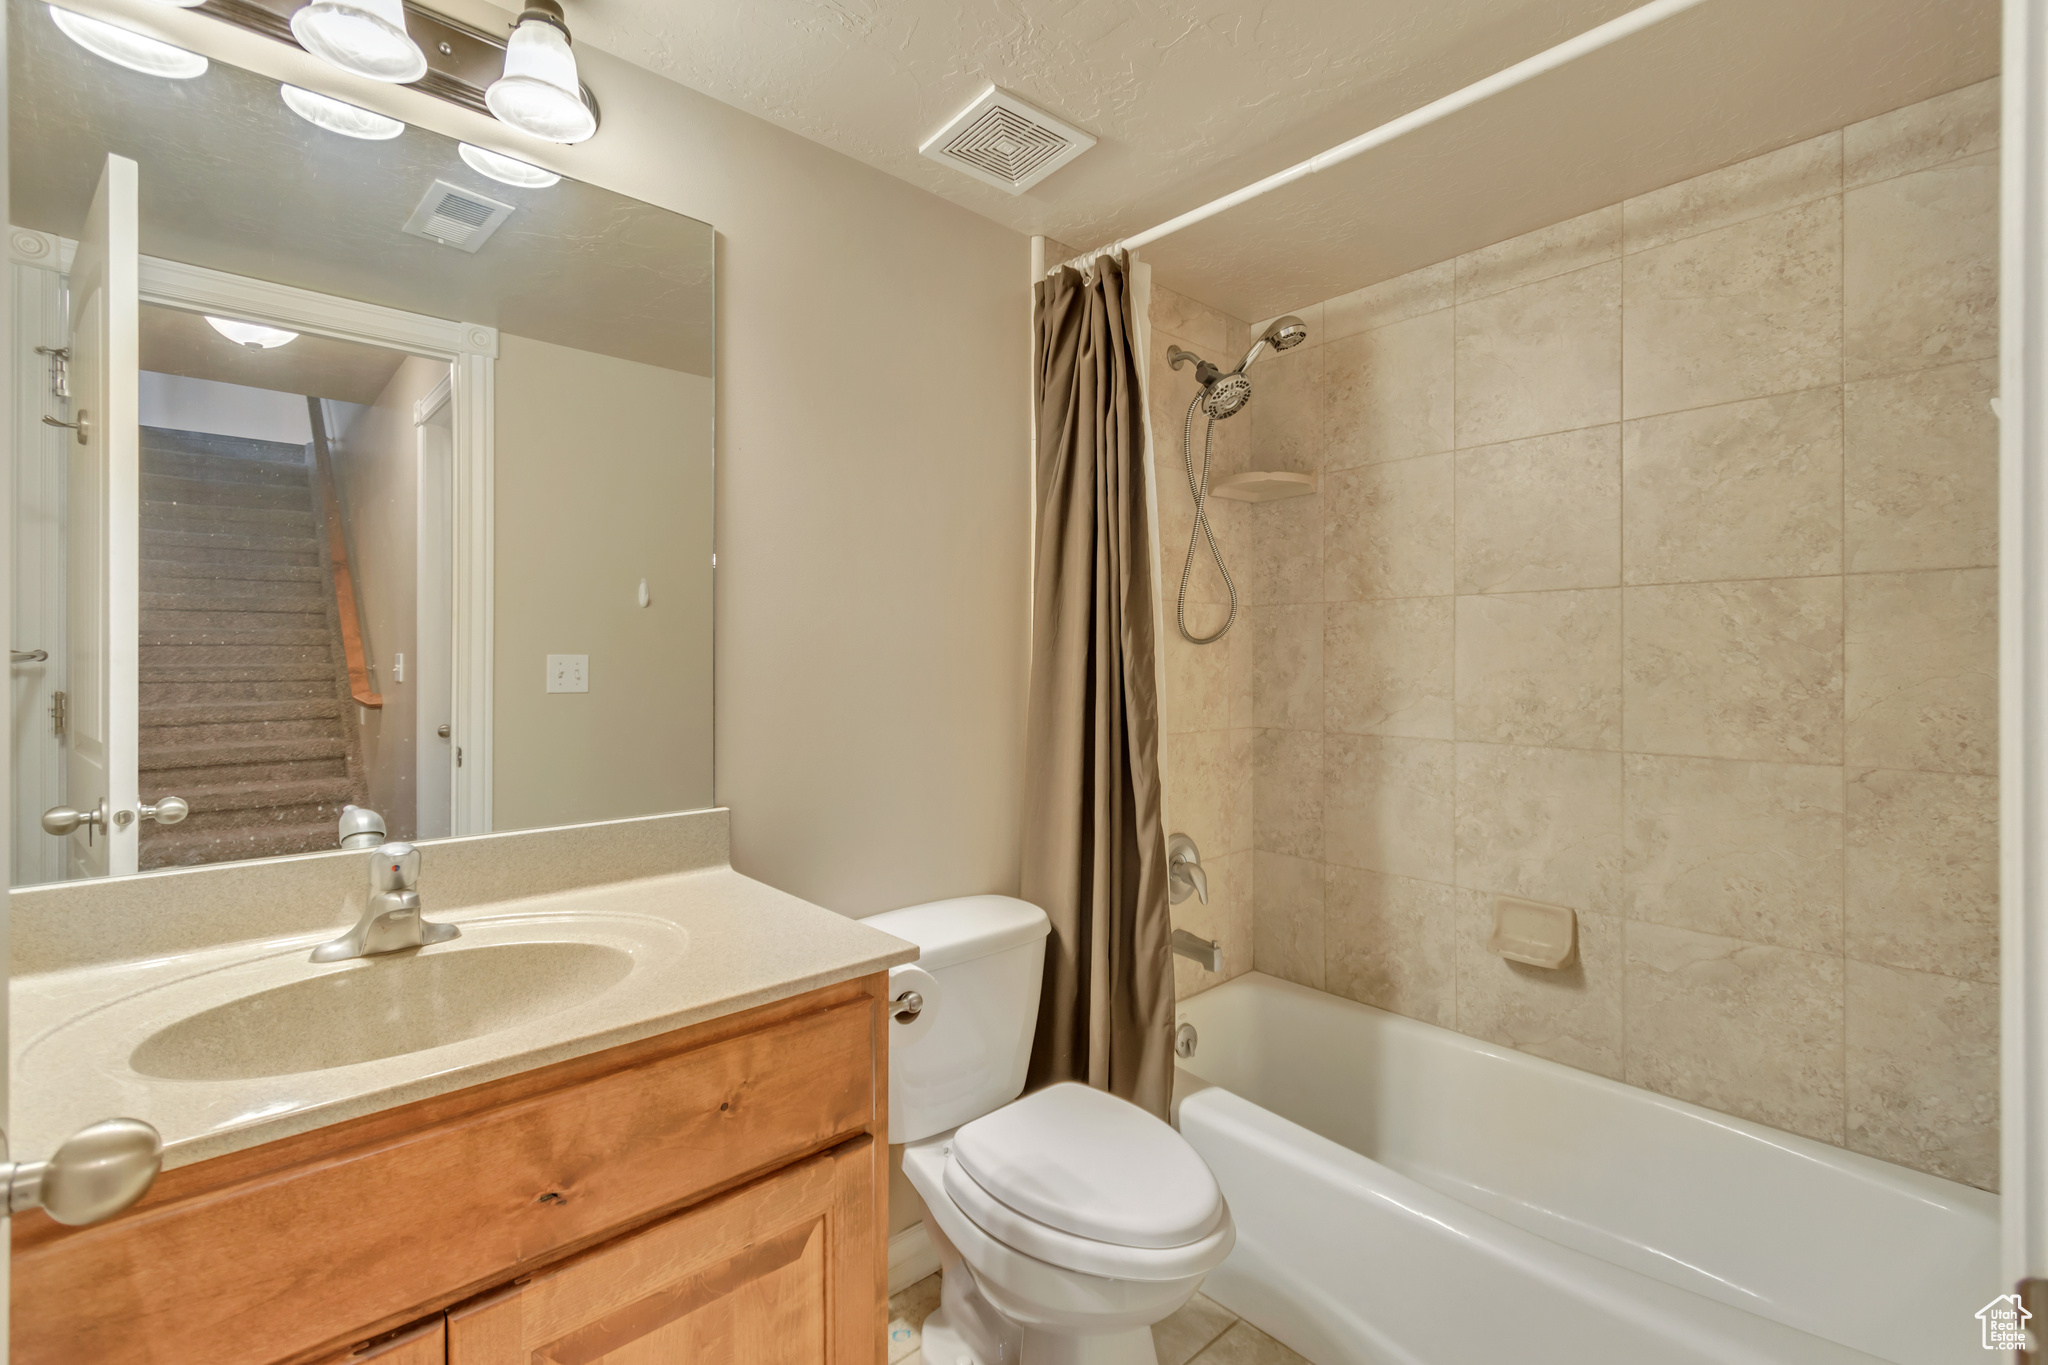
left=129, top=940, right=636, bottom=1081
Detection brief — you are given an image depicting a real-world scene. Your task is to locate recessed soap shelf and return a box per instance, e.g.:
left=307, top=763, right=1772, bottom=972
left=1208, top=470, right=1316, bottom=503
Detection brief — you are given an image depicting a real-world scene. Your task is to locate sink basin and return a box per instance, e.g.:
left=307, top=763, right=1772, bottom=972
left=129, top=941, right=636, bottom=1081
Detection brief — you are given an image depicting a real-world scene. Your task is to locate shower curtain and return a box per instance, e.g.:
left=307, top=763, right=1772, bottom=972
left=1021, top=251, right=1176, bottom=1119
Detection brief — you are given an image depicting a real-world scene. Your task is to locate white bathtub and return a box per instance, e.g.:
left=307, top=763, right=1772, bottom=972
left=1171, top=974, right=1998, bottom=1365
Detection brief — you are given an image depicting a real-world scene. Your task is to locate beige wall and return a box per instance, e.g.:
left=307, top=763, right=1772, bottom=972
left=83, top=0, right=1034, bottom=916
left=1154, top=80, right=2001, bottom=1191
left=492, top=335, right=712, bottom=830
left=334, top=359, right=446, bottom=838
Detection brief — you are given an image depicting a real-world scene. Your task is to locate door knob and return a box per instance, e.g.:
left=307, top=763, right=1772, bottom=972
left=139, top=796, right=188, bottom=825
left=41, top=798, right=106, bottom=838
left=4, top=1117, right=162, bottom=1225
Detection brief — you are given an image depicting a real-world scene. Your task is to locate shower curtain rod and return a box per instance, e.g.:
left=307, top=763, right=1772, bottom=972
left=1051, top=0, right=1712, bottom=278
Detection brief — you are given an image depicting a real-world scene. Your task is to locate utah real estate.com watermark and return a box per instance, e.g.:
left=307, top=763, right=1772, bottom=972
left=1981, top=1294, right=2032, bottom=1352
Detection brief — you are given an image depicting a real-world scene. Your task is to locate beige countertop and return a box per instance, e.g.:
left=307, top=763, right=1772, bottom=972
left=12, top=864, right=918, bottom=1170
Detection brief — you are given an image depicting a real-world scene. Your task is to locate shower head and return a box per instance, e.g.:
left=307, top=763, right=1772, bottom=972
left=1239, top=315, right=1309, bottom=373
left=1168, top=344, right=1255, bottom=420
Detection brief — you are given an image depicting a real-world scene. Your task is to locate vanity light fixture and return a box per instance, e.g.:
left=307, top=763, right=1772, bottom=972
left=290, top=0, right=426, bottom=84
left=47, top=6, right=207, bottom=78
left=459, top=143, right=560, bottom=188
left=485, top=0, right=595, bottom=144
left=205, top=316, right=299, bottom=349
left=281, top=85, right=405, bottom=141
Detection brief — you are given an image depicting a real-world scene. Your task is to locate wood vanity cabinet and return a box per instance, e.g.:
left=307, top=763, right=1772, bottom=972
left=14, top=975, right=892, bottom=1365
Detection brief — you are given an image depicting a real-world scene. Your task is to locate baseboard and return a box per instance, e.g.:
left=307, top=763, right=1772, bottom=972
left=889, top=1221, right=941, bottom=1296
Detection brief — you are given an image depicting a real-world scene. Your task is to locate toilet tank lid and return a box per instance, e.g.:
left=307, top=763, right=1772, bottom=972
left=860, top=895, right=1049, bottom=972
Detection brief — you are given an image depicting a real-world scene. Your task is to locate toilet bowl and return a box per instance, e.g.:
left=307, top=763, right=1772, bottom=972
left=863, top=897, right=1235, bottom=1365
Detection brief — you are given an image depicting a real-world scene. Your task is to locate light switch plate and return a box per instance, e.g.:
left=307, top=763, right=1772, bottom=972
left=546, top=654, right=589, bottom=693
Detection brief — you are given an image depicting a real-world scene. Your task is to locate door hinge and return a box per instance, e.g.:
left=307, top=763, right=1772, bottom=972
left=456, top=745, right=463, bottom=768
left=35, top=345, right=69, bottom=401
left=49, top=689, right=66, bottom=738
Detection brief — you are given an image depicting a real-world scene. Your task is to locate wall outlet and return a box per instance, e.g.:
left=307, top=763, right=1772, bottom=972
left=546, top=654, right=589, bottom=693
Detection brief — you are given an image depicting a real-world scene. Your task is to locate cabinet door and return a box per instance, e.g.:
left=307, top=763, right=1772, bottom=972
left=450, top=1138, right=876, bottom=1365
left=316, top=1316, right=446, bottom=1364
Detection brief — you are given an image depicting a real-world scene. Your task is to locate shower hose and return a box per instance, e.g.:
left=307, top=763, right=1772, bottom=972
left=1177, top=392, right=1237, bottom=645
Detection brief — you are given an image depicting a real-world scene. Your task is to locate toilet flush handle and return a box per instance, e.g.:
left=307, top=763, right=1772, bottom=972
left=884, top=964, right=941, bottom=1046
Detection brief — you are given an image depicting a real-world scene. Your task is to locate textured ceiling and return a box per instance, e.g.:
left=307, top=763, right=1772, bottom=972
left=10, top=0, right=716, bottom=374
left=560, top=0, right=1999, bottom=320
left=141, top=303, right=412, bottom=405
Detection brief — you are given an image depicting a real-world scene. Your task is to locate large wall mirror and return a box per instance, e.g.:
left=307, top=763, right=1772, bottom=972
left=7, top=0, right=715, bottom=887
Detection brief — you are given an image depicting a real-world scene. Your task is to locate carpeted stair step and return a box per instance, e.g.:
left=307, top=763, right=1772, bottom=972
left=141, top=626, right=334, bottom=649
left=141, top=472, right=318, bottom=511
left=140, top=715, right=339, bottom=748
left=142, top=502, right=319, bottom=534
left=140, top=698, right=347, bottom=726
left=137, top=821, right=341, bottom=870
left=143, top=757, right=349, bottom=790
left=141, top=560, right=323, bottom=587
left=141, top=733, right=349, bottom=769
left=142, top=589, right=330, bottom=615
left=140, top=679, right=341, bottom=707
left=144, top=527, right=325, bottom=556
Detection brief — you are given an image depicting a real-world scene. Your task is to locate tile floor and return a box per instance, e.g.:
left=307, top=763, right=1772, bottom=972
left=886, top=1274, right=1314, bottom=1365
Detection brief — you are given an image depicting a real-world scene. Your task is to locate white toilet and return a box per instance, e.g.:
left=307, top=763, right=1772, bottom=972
left=865, top=895, right=1234, bottom=1365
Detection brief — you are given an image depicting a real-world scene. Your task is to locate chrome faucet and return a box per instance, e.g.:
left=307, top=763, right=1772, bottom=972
left=310, top=842, right=460, bottom=963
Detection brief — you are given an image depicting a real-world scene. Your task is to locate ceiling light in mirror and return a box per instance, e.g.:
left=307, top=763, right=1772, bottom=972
left=290, top=0, right=426, bottom=84
left=459, top=143, right=561, bottom=189
left=281, top=85, right=405, bottom=141
left=47, top=7, right=207, bottom=78
left=204, top=316, right=300, bottom=349
left=485, top=1, right=595, bottom=144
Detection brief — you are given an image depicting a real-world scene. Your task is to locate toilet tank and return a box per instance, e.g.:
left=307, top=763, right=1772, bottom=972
left=861, top=895, right=1050, bottom=1143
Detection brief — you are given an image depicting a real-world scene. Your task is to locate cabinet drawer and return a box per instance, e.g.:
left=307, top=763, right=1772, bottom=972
left=14, top=993, right=878, bottom=1365
left=450, top=1139, right=875, bottom=1365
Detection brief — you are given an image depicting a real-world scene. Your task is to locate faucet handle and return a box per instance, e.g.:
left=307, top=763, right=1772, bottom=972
left=370, top=841, right=420, bottom=893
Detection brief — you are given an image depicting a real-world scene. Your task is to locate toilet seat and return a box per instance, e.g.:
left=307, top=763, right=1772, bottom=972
left=942, top=1152, right=1234, bottom=1281
left=936, top=1082, right=1232, bottom=1282
left=951, top=1082, right=1225, bottom=1246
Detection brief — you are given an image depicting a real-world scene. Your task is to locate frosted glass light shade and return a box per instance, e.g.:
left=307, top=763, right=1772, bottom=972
left=48, top=7, right=207, bottom=78
left=290, top=0, right=426, bottom=83
left=145, top=0, right=208, bottom=10
left=281, top=85, right=405, bottom=141
left=459, top=143, right=561, bottom=188
left=485, top=20, right=594, bottom=143
left=205, top=317, right=299, bottom=349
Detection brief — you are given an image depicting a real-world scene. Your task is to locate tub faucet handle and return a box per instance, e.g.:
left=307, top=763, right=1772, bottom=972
left=1168, top=833, right=1207, bottom=904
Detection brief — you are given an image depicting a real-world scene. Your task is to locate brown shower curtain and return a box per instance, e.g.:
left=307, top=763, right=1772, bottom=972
left=1022, top=252, right=1176, bottom=1119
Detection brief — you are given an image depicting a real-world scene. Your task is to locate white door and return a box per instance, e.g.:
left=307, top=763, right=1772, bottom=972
left=60, top=155, right=141, bottom=878
left=415, top=386, right=453, bottom=839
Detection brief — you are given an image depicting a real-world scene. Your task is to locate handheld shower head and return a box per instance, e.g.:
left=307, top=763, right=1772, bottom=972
left=1168, top=344, right=1254, bottom=419
left=1239, top=315, right=1309, bottom=373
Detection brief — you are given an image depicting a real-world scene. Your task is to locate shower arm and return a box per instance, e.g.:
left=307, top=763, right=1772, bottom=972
left=1167, top=345, right=1229, bottom=389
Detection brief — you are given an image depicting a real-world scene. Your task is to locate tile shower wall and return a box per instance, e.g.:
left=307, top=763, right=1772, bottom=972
left=1150, top=285, right=1259, bottom=1003
left=1160, top=80, right=2002, bottom=1190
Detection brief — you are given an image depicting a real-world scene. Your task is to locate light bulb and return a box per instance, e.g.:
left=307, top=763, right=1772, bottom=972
left=459, top=143, right=560, bottom=188
left=205, top=317, right=299, bottom=349
left=48, top=6, right=206, bottom=78
left=485, top=15, right=595, bottom=144
left=281, top=85, right=405, bottom=141
left=290, top=0, right=426, bottom=83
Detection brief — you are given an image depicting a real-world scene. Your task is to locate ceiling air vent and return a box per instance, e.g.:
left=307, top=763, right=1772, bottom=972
left=402, top=179, right=515, bottom=253
left=919, top=85, right=1096, bottom=196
